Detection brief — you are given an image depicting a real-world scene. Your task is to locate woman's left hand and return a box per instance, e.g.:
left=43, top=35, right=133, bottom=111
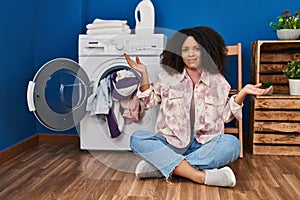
left=241, top=83, right=273, bottom=96
left=234, top=83, right=273, bottom=105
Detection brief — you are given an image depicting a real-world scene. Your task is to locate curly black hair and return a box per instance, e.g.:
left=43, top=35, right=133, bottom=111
left=160, top=26, right=228, bottom=75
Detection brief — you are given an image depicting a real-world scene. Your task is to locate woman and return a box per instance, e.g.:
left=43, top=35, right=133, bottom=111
left=124, top=26, right=272, bottom=187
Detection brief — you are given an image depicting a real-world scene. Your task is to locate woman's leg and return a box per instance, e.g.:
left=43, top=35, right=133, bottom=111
left=131, top=132, right=240, bottom=186
left=172, top=134, right=240, bottom=186
left=172, top=159, right=206, bottom=184
left=130, top=130, right=185, bottom=179
left=185, top=134, right=240, bottom=170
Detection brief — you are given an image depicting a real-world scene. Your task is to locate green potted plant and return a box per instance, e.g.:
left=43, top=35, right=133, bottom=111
left=269, top=10, right=300, bottom=40
left=283, top=60, right=300, bottom=95
left=262, top=81, right=273, bottom=95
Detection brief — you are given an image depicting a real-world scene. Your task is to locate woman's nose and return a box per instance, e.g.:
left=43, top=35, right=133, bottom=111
left=188, top=49, right=195, bottom=56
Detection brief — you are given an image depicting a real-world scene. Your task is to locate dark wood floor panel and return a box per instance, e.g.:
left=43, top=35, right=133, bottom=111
left=0, top=144, right=299, bottom=200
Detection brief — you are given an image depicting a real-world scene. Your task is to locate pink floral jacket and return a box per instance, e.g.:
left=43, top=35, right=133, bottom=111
left=137, top=69, right=243, bottom=148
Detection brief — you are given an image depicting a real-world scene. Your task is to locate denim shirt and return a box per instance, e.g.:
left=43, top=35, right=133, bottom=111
left=137, top=69, right=243, bottom=148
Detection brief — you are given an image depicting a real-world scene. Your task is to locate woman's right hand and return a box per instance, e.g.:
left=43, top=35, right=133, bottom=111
left=124, top=53, right=150, bottom=92
left=124, top=53, right=148, bottom=76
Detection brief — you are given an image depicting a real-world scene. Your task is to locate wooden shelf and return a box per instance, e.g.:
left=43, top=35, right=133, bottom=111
left=249, top=95, right=300, bottom=156
left=249, top=40, right=300, bottom=156
left=255, top=94, right=300, bottom=99
left=251, top=40, right=300, bottom=94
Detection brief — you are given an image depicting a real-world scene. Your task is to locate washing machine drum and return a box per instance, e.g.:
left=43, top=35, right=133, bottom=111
left=98, top=65, right=141, bottom=100
left=27, top=58, right=140, bottom=131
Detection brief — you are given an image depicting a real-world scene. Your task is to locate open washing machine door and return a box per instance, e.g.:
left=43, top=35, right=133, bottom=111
left=27, top=58, right=92, bottom=131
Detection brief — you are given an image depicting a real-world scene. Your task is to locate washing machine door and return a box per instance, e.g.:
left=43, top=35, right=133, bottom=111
left=27, top=58, right=92, bottom=131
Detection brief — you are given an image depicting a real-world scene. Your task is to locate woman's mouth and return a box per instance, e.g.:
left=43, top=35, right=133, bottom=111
left=187, top=59, right=197, bottom=64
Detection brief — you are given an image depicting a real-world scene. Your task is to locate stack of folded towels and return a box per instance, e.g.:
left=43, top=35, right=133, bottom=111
left=86, top=18, right=131, bottom=35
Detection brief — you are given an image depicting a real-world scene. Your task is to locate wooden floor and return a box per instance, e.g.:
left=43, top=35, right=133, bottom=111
left=0, top=143, right=299, bottom=200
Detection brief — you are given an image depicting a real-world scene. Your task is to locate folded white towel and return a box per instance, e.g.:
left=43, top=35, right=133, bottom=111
left=86, top=27, right=131, bottom=35
left=87, top=23, right=127, bottom=30
left=93, top=18, right=127, bottom=24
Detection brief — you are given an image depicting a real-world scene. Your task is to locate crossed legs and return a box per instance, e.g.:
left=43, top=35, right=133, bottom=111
left=130, top=130, right=240, bottom=187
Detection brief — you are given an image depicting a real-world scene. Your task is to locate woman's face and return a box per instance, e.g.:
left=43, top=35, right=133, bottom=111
left=181, top=36, right=201, bottom=70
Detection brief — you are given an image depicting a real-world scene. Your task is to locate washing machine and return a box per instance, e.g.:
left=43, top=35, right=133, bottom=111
left=27, top=33, right=166, bottom=150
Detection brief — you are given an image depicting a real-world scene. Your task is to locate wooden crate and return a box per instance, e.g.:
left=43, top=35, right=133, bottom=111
left=251, top=40, right=300, bottom=94
left=249, top=95, right=300, bottom=155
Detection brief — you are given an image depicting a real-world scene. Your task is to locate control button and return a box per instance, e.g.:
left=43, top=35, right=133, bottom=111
left=115, top=43, right=124, bottom=50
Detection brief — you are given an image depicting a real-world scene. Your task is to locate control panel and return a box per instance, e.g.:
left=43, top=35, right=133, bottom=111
left=79, top=34, right=166, bottom=56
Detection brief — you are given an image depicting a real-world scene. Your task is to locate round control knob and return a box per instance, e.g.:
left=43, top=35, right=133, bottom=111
left=115, top=43, right=124, bottom=51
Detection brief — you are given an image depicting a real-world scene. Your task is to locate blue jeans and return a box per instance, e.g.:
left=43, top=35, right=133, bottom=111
left=130, top=130, right=240, bottom=180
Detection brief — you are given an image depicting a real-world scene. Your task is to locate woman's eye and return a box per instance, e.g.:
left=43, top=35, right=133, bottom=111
left=182, top=48, right=188, bottom=53
left=195, top=47, right=200, bottom=51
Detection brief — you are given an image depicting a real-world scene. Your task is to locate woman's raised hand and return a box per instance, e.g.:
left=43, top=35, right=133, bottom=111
left=234, top=83, right=273, bottom=105
left=124, top=53, right=148, bottom=76
left=242, top=83, right=273, bottom=96
left=124, top=53, right=150, bottom=92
